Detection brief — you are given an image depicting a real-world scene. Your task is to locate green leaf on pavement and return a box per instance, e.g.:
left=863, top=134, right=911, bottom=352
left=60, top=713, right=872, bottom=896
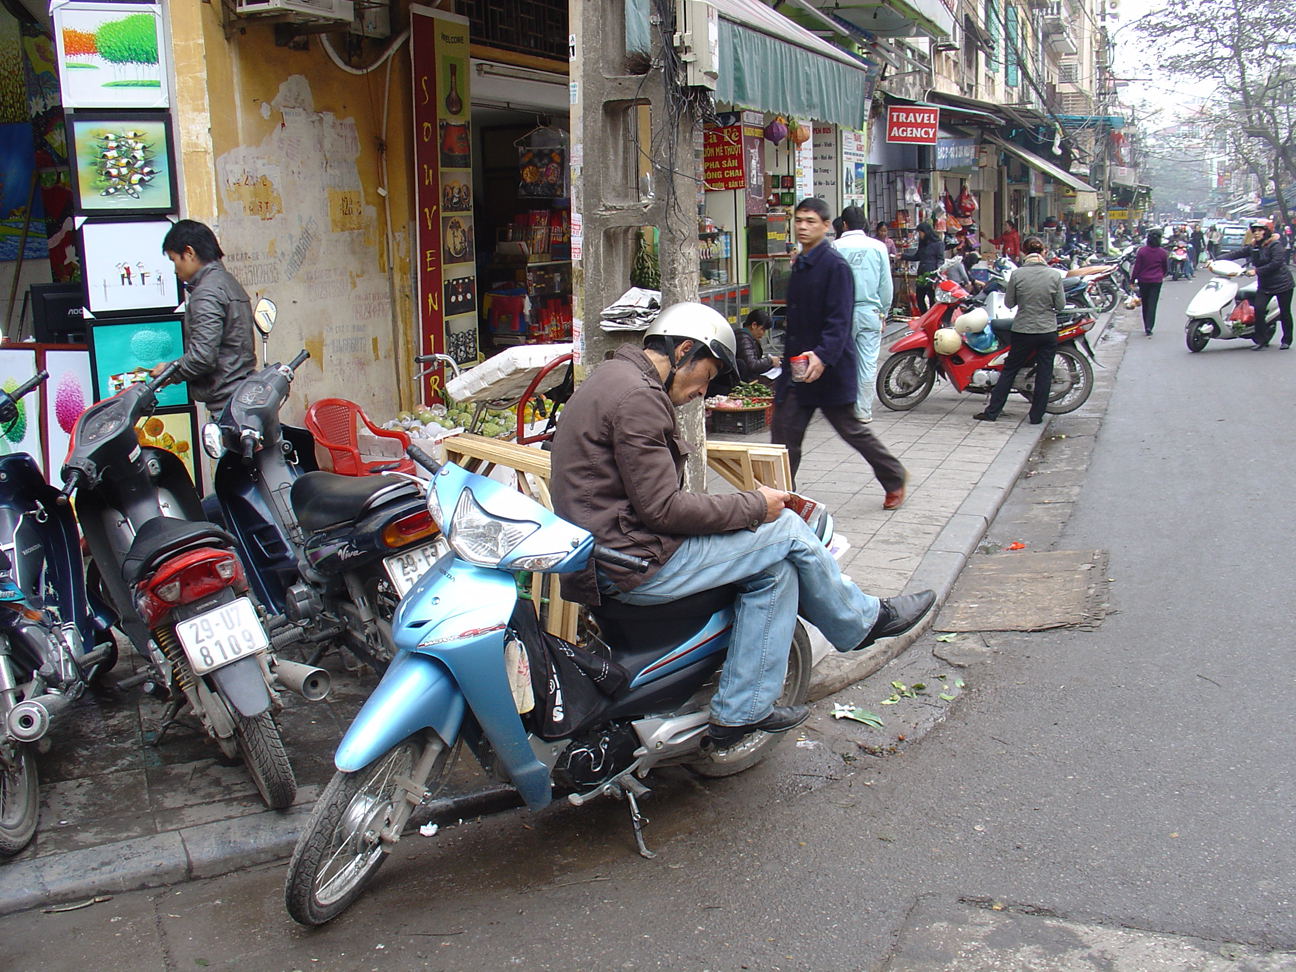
left=940, top=692, right=956, bottom=701
left=936, top=633, right=958, bottom=642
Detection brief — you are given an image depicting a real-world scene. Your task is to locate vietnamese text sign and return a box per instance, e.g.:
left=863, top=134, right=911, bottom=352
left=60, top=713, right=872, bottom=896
left=886, top=106, right=939, bottom=144
left=704, top=125, right=745, bottom=191
left=936, top=137, right=977, bottom=170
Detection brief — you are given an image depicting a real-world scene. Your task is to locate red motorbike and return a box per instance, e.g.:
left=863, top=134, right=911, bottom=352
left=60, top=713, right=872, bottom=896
left=876, top=278, right=1097, bottom=413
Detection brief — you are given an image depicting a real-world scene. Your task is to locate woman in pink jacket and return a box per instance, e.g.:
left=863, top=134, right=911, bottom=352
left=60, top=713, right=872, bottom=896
left=1131, top=229, right=1170, bottom=337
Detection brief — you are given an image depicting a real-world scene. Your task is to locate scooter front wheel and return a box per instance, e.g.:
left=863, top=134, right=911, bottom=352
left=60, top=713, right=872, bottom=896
left=1186, top=319, right=1211, bottom=353
left=286, top=732, right=442, bottom=925
left=690, top=623, right=812, bottom=778
left=877, top=349, right=936, bottom=411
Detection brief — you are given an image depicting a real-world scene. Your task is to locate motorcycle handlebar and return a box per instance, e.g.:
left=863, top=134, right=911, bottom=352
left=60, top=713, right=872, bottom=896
left=406, top=444, right=442, bottom=475
left=591, top=544, right=650, bottom=574
left=149, top=361, right=182, bottom=390
left=242, top=435, right=257, bottom=464
left=10, top=370, right=49, bottom=403
left=288, top=349, right=310, bottom=371
left=59, top=467, right=82, bottom=503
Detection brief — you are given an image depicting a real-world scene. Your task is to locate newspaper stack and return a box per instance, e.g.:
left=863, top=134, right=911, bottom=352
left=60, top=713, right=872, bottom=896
left=600, top=287, right=661, bottom=332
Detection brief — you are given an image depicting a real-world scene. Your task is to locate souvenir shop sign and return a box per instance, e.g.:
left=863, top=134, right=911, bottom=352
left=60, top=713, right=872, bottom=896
left=412, top=4, right=478, bottom=392
left=704, top=125, right=745, bottom=191
left=936, top=137, right=977, bottom=170
left=886, top=106, right=939, bottom=145
left=741, top=110, right=765, bottom=216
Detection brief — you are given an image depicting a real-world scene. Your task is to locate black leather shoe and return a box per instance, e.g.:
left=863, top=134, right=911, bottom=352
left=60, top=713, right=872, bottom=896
left=1282, top=342, right=1292, bottom=350
left=706, top=705, right=809, bottom=747
left=844, top=590, right=937, bottom=652
left=973, top=412, right=996, bottom=422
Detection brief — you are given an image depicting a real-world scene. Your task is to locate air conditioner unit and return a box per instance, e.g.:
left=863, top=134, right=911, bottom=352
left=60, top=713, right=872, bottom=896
left=234, top=0, right=355, bottom=23
left=675, top=0, right=719, bottom=89
left=934, top=20, right=962, bottom=52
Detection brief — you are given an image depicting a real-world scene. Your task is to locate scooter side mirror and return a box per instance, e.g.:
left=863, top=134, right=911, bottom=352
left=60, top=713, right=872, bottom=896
left=202, top=423, right=225, bottom=460
left=253, top=298, right=277, bottom=336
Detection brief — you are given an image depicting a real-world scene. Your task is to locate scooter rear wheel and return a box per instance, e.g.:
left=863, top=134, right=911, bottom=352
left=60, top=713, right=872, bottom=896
left=235, top=711, right=297, bottom=810
left=0, top=743, right=38, bottom=856
left=877, top=349, right=936, bottom=411
left=689, top=623, right=812, bottom=778
left=286, top=733, right=439, bottom=925
left=1041, top=346, right=1094, bottom=414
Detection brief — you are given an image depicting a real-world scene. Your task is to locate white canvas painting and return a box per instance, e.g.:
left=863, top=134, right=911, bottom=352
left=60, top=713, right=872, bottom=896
left=81, top=219, right=180, bottom=315
left=52, top=1, right=169, bottom=110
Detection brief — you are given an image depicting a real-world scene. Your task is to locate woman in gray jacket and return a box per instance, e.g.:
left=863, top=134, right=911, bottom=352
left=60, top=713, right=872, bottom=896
left=974, top=235, right=1064, bottom=425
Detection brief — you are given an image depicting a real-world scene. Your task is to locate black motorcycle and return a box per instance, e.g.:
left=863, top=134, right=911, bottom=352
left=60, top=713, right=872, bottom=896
left=205, top=298, right=438, bottom=672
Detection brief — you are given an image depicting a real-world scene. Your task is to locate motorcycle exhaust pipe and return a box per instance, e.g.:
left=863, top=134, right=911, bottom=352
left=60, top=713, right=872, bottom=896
left=271, top=658, right=331, bottom=702
left=7, top=694, right=75, bottom=743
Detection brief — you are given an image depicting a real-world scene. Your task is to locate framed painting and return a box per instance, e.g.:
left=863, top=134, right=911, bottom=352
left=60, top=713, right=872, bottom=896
left=136, top=407, right=197, bottom=487
left=67, top=111, right=177, bottom=217
left=78, top=217, right=181, bottom=316
left=87, top=316, right=188, bottom=408
left=0, top=348, right=45, bottom=470
left=51, top=1, right=169, bottom=110
left=41, top=348, right=92, bottom=479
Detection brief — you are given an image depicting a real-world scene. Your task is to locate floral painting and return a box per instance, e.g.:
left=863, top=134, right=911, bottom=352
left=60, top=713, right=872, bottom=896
left=52, top=2, right=168, bottom=110
left=0, top=348, right=44, bottom=467
left=42, top=348, right=91, bottom=479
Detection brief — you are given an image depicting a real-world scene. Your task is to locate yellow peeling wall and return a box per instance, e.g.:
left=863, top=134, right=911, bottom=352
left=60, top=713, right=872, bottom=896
left=170, top=1, right=422, bottom=426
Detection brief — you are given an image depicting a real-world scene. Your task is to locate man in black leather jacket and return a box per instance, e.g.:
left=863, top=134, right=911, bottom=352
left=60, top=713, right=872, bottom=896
left=151, top=220, right=257, bottom=415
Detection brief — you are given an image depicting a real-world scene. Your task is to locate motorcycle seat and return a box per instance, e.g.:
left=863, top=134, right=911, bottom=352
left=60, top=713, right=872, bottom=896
left=291, top=471, right=419, bottom=534
left=589, top=586, right=739, bottom=681
left=1063, top=277, right=1089, bottom=292
left=123, top=517, right=239, bottom=588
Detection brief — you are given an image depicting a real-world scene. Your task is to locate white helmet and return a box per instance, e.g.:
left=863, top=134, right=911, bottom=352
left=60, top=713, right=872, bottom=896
left=933, top=327, right=963, bottom=355
left=954, top=307, right=990, bottom=334
left=644, top=302, right=739, bottom=375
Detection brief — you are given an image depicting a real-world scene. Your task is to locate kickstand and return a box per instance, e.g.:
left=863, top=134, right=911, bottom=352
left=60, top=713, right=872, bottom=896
left=152, top=698, right=184, bottom=746
left=618, top=775, right=657, bottom=860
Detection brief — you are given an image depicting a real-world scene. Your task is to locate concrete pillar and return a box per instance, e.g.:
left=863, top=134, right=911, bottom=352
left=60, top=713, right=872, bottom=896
left=570, top=0, right=705, bottom=484
left=167, top=0, right=219, bottom=222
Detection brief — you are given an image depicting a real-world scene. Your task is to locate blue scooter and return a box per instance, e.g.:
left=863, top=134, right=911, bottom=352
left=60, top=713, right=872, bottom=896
left=285, top=444, right=817, bottom=925
left=0, top=372, right=117, bottom=855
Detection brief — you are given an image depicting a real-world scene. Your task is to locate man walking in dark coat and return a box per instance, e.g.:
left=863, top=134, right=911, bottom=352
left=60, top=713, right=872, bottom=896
left=771, top=198, right=908, bottom=510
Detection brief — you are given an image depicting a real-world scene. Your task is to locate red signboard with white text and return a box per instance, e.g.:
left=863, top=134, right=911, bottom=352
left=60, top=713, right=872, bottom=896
left=886, top=106, right=940, bottom=144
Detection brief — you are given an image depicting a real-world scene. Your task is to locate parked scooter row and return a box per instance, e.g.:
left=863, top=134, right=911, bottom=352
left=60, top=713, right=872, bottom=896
left=876, top=276, right=1098, bottom=414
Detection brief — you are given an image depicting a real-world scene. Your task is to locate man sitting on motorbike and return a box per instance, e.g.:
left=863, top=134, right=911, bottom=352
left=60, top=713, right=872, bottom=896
left=549, top=305, right=935, bottom=748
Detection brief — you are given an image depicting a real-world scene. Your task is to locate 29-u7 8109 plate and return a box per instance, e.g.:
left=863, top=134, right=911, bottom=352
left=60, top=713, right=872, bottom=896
left=175, top=597, right=270, bottom=675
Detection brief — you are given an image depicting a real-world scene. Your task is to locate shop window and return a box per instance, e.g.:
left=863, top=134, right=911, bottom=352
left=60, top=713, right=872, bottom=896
left=462, top=0, right=567, bottom=61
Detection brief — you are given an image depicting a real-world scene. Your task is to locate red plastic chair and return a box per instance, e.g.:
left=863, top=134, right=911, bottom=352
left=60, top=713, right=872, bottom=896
left=304, top=398, right=417, bottom=476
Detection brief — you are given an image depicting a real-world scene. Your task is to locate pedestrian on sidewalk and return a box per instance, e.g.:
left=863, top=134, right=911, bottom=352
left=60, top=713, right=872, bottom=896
left=150, top=219, right=256, bottom=419
left=974, top=235, right=1064, bottom=426
left=1220, top=221, right=1294, bottom=349
left=1130, top=229, right=1169, bottom=337
left=991, top=219, right=1022, bottom=261
left=771, top=198, right=908, bottom=510
left=834, top=205, right=893, bottom=423
left=910, top=222, right=945, bottom=312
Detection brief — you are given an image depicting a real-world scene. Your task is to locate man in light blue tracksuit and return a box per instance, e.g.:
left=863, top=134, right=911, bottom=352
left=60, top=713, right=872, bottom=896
left=833, top=205, right=893, bottom=422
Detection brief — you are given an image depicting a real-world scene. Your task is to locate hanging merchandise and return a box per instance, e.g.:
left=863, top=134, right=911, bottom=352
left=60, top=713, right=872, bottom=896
left=630, top=229, right=660, bottom=289
left=790, top=122, right=812, bottom=146
left=957, top=181, right=978, bottom=216
left=518, top=126, right=568, bottom=199
left=903, top=174, right=920, bottom=204
left=942, top=185, right=958, bottom=218
left=765, top=115, right=788, bottom=166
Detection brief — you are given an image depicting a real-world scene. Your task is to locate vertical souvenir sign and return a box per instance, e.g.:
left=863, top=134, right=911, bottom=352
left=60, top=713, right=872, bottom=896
left=411, top=5, right=476, bottom=404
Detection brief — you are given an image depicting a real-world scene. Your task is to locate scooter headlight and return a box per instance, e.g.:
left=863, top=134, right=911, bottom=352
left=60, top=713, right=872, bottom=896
left=446, top=488, right=539, bottom=566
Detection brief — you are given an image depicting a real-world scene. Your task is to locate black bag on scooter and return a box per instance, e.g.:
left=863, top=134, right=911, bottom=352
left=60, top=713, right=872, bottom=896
left=509, top=602, right=629, bottom=741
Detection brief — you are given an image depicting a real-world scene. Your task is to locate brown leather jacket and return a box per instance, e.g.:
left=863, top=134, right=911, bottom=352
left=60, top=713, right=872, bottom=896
left=549, top=344, right=766, bottom=605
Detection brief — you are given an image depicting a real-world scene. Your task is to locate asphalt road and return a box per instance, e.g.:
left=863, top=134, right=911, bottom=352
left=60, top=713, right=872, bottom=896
left=7, top=278, right=1296, bottom=971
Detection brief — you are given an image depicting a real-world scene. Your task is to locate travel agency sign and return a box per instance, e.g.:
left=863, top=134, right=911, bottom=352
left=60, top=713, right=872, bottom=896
left=886, top=106, right=939, bottom=144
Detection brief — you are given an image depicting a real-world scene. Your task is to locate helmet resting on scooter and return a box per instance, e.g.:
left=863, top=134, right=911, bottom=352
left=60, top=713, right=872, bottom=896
left=933, top=327, right=963, bottom=355
left=954, top=307, right=990, bottom=334
left=644, top=303, right=740, bottom=392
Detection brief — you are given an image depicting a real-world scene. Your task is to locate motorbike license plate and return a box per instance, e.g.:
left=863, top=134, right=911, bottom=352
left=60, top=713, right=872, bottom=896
left=175, top=597, right=270, bottom=676
left=384, top=539, right=448, bottom=598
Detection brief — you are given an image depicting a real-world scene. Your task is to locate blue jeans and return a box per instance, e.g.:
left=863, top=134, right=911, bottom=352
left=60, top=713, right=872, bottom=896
left=853, top=318, right=882, bottom=421
left=604, top=511, right=880, bottom=727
